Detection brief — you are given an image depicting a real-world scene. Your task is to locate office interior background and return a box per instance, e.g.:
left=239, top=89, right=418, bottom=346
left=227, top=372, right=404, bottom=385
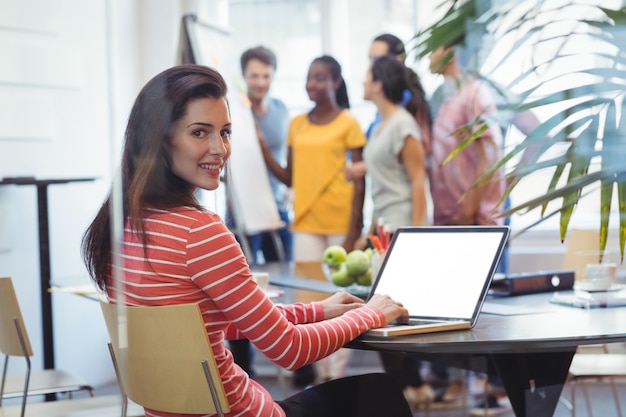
left=1, top=0, right=625, bottom=391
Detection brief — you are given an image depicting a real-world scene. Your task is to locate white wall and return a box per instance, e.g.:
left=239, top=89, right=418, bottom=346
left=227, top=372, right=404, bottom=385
left=0, top=0, right=112, bottom=389
left=0, top=0, right=199, bottom=391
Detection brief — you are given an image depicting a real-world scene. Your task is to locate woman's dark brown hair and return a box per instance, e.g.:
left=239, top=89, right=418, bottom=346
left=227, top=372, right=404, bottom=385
left=372, top=34, right=433, bottom=149
left=82, top=64, right=228, bottom=291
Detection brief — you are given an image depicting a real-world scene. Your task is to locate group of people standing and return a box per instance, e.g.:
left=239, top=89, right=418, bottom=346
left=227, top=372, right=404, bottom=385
left=240, top=33, right=504, bottom=267
left=81, top=31, right=507, bottom=417
left=236, top=33, right=506, bottom=408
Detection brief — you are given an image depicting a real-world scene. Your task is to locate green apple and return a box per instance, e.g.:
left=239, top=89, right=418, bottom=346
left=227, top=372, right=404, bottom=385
left=345, top=250, right=370, bottom=277
left=331, top=263, right=354, bottom=287
left=356, top=268, right=373, bottom=286
left=364, top=247, right=373, bottom=260
left=323, top=245, right=347, bottom=264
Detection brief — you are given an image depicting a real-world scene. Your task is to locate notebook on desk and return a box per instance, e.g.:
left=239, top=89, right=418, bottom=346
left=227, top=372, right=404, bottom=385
left=366, top=226, right=510, bottom=337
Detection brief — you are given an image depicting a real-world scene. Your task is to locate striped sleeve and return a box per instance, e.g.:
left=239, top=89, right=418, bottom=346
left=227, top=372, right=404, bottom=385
left=186, top=217, right=386, bottom=370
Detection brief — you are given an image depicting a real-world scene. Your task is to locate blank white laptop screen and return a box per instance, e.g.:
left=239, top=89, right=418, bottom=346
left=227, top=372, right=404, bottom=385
left=371, top=226, right=508, bottom=321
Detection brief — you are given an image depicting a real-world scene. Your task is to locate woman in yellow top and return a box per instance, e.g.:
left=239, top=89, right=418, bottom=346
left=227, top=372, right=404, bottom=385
left=260, top=55, right=366, bottom=386
left=260, top=55, right=366, bottom=261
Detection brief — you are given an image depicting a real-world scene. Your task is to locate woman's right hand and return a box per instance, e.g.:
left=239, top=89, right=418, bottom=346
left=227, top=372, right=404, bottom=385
left=366, top=293, right=409, bottom=325
left=344, top=161, right=367, bottom=181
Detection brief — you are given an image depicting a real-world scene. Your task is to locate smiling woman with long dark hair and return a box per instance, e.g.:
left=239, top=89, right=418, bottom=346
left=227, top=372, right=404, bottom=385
left=82, top=64, right=411, bottom=417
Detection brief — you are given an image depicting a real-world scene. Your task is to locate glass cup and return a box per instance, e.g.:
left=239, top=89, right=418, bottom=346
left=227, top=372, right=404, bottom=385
left=574, top=250, right=616, bottom=291
left=253, top=272, right=270, bottom=291
left=584, top=263, right=616, bottom=291
left=370, top=251, right=385, bottom=284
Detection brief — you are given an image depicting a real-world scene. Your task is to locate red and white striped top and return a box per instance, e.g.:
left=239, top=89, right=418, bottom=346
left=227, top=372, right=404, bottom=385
left=108, top=207, right=385, bottom=417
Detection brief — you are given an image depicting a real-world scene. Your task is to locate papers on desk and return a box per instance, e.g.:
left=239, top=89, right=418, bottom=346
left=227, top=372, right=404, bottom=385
left=51, top=283, right=284, bottom=300
left=49, top=284, right=99, bottom=295
left=481, top=302, right=555, bottom=316
left=550, top=287, right=626, bottom=309
left=264, top=286, right=284, bottom=299
left=49, top=283, right=103, bottom=302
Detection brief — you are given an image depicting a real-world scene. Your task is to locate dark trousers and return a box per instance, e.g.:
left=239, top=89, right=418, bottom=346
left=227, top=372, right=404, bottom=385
left=379, top=351, right=425, bottom=387
left=247, top=208, right=292, bottom=264
left=277, top=373, right=412, bottom=417
left=229, top=339, right=254, bottom=377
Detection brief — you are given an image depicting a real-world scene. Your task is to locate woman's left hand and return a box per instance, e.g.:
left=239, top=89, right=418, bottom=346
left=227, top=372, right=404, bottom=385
left=320, top=291, right=366, bottom=319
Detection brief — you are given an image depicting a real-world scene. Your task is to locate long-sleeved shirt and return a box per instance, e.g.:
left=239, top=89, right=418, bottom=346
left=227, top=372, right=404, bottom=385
left=429, top=76, right=504, bottom=226
left=108, top=206, right=385, bottom=417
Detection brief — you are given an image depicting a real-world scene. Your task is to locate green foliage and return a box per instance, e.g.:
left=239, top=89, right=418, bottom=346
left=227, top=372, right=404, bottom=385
left=412, top=0, right=626, bottom=261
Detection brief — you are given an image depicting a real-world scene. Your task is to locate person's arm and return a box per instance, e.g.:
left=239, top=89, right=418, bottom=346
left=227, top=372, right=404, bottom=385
left=450, top=132, right=500, bottom=225
left=509, top=109, right=543, bottom=186
left=257, top=124, right=293, bottom=186
left=415, top=112, right=432, bottom=156
left=345, top=160, right=367, bottom=182
left=400, top=136, right=428, bottom=226
left=343, top=147, right=365, bottom=252
left=187, top=217, right=404, bottom=370
left=353, top=216, right=377, bottom=251
left=450, top=82, right=503, bottom=225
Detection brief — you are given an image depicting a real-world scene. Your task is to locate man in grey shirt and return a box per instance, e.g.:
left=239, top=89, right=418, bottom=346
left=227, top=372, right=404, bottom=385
left=228, top=45, right=296, bottom=381
left=234, top=46, right=292, bottom=264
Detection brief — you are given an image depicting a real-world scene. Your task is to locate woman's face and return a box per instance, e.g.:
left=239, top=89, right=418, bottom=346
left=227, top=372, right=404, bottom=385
left=363, top=66, right=376, bottom=101
left=243, top=58, right=274, bottom=103
left=168, top=97, right=231, bottom=191
left=429, top=46, right=453, bottom=75
left=306, top=61, right=336, bottom=104
left=368, top=40, right=390, bottom=61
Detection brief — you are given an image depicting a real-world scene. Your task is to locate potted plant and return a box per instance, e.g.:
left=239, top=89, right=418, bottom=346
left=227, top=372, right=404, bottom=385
left=411, top=0, right=626, bottom=261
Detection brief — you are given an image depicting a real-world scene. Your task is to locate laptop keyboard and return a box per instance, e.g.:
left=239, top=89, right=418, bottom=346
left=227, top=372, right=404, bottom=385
left=406, top=319, right=439, bottom=326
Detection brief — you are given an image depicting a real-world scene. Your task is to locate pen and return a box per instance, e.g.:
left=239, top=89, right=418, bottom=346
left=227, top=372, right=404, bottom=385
left=368, top=234, right=384, bottom=253
left=377, top=217, right=386, bottom=249
left=383, top=225, right=390, bottom=250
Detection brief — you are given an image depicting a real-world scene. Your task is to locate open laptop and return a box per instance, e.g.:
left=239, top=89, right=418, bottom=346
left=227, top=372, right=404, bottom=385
left=366, top=225, right=510, bottom=337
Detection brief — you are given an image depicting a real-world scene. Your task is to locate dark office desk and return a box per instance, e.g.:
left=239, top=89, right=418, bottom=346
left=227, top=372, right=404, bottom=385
left=349, top=292, right=626, bottom=417
left=252, top=262, right=626, bottom=416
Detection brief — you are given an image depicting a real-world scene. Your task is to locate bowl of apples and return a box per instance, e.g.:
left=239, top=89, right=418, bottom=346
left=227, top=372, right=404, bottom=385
left=322, top=245, right=374, bottom=298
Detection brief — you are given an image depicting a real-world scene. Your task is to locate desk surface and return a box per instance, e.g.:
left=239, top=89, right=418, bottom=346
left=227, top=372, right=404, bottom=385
left=228, top=262, right=626, bottom=416
left=355, top=292, right=626, bottom=353
left=254, top=261, right=338, bottom=294
left=349, top=291, right=626, bottom=417
left=258, top=261, right=626, bottom=354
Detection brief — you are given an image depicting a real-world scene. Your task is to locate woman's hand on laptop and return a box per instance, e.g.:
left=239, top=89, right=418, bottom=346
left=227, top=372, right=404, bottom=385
left=321, top=292, right=365, bottom=319
left=367, top=294, right=409, bottom=325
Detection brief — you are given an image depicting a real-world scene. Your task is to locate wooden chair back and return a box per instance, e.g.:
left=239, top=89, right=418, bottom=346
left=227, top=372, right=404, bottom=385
left=99, top=301, right=230, bottom=416
left=0, top=277, right=33, bottom=358
left=1, top=277, right=95, bottom=417
left=561, top=229, right=600, bottom=280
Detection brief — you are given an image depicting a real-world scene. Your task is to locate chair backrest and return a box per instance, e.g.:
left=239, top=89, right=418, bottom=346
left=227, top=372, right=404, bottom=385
left=99, top=300, right=230, bottom=415
left=562, top=229, right=600, bottom=280
left=0, top=277, right=33, bottom=357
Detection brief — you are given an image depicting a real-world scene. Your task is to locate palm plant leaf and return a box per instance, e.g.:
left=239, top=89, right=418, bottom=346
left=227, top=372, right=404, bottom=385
left=598, top=7, right=626, bottom=25
left=414, top=0, right=626, bottom=258
left=501, top=170, right=608, bottom=217
left=618, top=181, right=626, bottom=262
left=505, top=187, right=596, bottom=239
left=475, top=110, right=600, bottom=202
left=600, top=177, right=613, bottom=259
left=412, top=0, right=478, bottom=58
left=442, top=122, right=488, bottom=164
